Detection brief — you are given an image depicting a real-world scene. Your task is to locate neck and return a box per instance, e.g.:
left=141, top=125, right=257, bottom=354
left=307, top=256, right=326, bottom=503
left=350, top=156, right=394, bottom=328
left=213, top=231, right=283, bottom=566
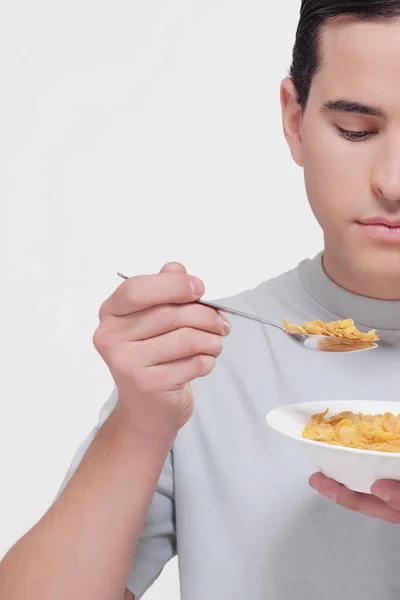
left=323, top=249, right=400, bottom=301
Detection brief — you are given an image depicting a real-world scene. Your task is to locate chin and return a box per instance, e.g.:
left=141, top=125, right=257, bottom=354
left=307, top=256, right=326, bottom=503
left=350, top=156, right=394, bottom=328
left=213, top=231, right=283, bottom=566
left=340, top=243, right=400, bottom=281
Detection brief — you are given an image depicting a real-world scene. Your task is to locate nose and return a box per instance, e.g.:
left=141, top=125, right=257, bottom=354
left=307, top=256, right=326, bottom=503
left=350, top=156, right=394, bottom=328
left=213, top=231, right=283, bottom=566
left=371, top=142, right=400, bottom=204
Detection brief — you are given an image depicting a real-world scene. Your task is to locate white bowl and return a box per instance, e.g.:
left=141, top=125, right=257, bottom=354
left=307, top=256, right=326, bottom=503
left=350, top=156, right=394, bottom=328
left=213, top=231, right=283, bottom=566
left=266, top=400, right=400, bottom=494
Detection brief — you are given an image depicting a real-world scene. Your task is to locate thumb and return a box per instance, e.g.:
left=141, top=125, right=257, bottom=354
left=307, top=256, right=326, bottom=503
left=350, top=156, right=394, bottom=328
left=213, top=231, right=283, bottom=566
left=160, top=261, right=187, bottom=274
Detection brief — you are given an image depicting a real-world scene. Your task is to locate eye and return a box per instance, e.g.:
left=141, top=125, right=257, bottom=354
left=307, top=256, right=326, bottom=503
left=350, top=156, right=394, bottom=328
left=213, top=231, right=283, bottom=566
left=336, top=126, right=377, bottom=142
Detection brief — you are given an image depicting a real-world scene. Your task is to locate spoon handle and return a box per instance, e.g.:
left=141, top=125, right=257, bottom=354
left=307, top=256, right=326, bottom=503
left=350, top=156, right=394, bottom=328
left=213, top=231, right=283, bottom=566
left=196, top=299, right=283, bottom=331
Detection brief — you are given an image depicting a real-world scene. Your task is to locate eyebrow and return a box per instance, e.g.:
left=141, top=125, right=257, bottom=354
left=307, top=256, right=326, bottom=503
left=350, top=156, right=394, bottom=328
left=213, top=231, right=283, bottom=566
left=321, top=100, right=386, bottom=119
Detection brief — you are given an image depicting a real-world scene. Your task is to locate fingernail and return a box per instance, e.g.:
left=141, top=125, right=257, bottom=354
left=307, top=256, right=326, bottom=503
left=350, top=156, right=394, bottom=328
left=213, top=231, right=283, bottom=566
left=373, top=487, right=391, bottom=502
left=190, top=276, right=203, bottom=296
left=320, top=490, right=337, bottom=502
left=222, top=317, right=231, bottom=335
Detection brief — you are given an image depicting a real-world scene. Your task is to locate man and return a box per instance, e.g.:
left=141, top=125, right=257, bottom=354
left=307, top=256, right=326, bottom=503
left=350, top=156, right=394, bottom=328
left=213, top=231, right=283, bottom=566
left=2, top=0, right=400, bottom=598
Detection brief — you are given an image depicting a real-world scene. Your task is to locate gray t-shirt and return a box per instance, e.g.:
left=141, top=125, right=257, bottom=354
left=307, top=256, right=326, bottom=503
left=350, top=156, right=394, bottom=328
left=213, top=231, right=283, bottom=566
left=58, top=253, right=400, bottom=599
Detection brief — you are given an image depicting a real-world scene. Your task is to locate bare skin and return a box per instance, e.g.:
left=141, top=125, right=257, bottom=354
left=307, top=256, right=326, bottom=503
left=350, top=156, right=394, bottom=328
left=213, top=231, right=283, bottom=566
left=308, top=473, right=400, bottom=524
left=281, top=16, right=400, bottom=517
left=282, top=16, right=400, bottom=299
left=0, top=262, right=230, bottom=599
left=3, top=13, right=400, bottom=600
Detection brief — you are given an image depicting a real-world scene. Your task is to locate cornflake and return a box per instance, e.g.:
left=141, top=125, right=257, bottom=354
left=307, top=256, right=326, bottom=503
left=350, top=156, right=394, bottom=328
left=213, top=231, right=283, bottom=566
left=303, top=409, right=400, bottom=453
left=283, top=317, right=379, bottom=342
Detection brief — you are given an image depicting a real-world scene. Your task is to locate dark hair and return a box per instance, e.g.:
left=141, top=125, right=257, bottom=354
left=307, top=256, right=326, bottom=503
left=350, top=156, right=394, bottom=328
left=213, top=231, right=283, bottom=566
left=290, top=0, right=400, bottom=109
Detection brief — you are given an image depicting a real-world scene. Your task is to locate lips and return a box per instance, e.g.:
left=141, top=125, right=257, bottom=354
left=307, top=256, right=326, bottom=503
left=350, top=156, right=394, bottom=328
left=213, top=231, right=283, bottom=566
left=358, top=218, right=400, bottom=228
left=357, top=219, right=400, bottom=242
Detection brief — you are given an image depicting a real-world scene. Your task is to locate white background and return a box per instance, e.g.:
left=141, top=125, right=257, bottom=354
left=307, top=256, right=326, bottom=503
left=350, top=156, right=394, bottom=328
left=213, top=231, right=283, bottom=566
left=1, top=1, right=323, bottom=597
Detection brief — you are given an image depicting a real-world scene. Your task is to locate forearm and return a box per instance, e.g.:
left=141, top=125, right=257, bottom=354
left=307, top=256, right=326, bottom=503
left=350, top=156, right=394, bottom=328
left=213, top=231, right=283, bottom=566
left=0, top=406, right=175, bottom=600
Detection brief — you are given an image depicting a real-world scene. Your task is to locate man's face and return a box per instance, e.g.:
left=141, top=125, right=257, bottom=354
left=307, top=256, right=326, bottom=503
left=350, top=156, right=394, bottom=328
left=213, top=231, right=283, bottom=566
left=282, top=17, right=400, bottom=296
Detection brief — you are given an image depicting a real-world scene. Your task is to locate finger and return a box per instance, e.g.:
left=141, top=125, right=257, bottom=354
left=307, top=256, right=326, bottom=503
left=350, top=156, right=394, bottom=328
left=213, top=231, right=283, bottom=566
left=371, top=479, right=400, bottom=510
left=309, top=472, right=333, bottom=491
left=105, top=302, right=230, bottom=341
left=101, top=272, right=205, bottom=317
left=149, top=354, right=217, bottom=390
left=160, top=262, right=187, bottom=274
left=309, top=473, right=400, bottom=524
left=140, top=328, right=224, bottom=366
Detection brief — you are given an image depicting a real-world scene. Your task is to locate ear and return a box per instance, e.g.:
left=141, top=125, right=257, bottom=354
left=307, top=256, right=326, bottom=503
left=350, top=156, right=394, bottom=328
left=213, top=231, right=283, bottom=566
left=280, top=77, right=304, bottom=167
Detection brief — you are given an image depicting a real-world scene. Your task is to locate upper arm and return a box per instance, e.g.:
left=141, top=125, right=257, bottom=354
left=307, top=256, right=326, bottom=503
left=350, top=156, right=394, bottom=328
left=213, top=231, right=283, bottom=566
left=124, top=590, right=134, bottom=600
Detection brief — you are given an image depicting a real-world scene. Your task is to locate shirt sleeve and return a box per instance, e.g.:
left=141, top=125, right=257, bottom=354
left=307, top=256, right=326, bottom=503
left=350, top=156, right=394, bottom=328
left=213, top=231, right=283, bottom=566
left=54, top=388, right=177, bottom=599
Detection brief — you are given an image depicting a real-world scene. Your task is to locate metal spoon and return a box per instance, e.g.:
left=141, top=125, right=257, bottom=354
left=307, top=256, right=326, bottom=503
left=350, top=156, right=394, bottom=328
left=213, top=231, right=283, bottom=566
left=116, top=272, right=378, bottom=354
